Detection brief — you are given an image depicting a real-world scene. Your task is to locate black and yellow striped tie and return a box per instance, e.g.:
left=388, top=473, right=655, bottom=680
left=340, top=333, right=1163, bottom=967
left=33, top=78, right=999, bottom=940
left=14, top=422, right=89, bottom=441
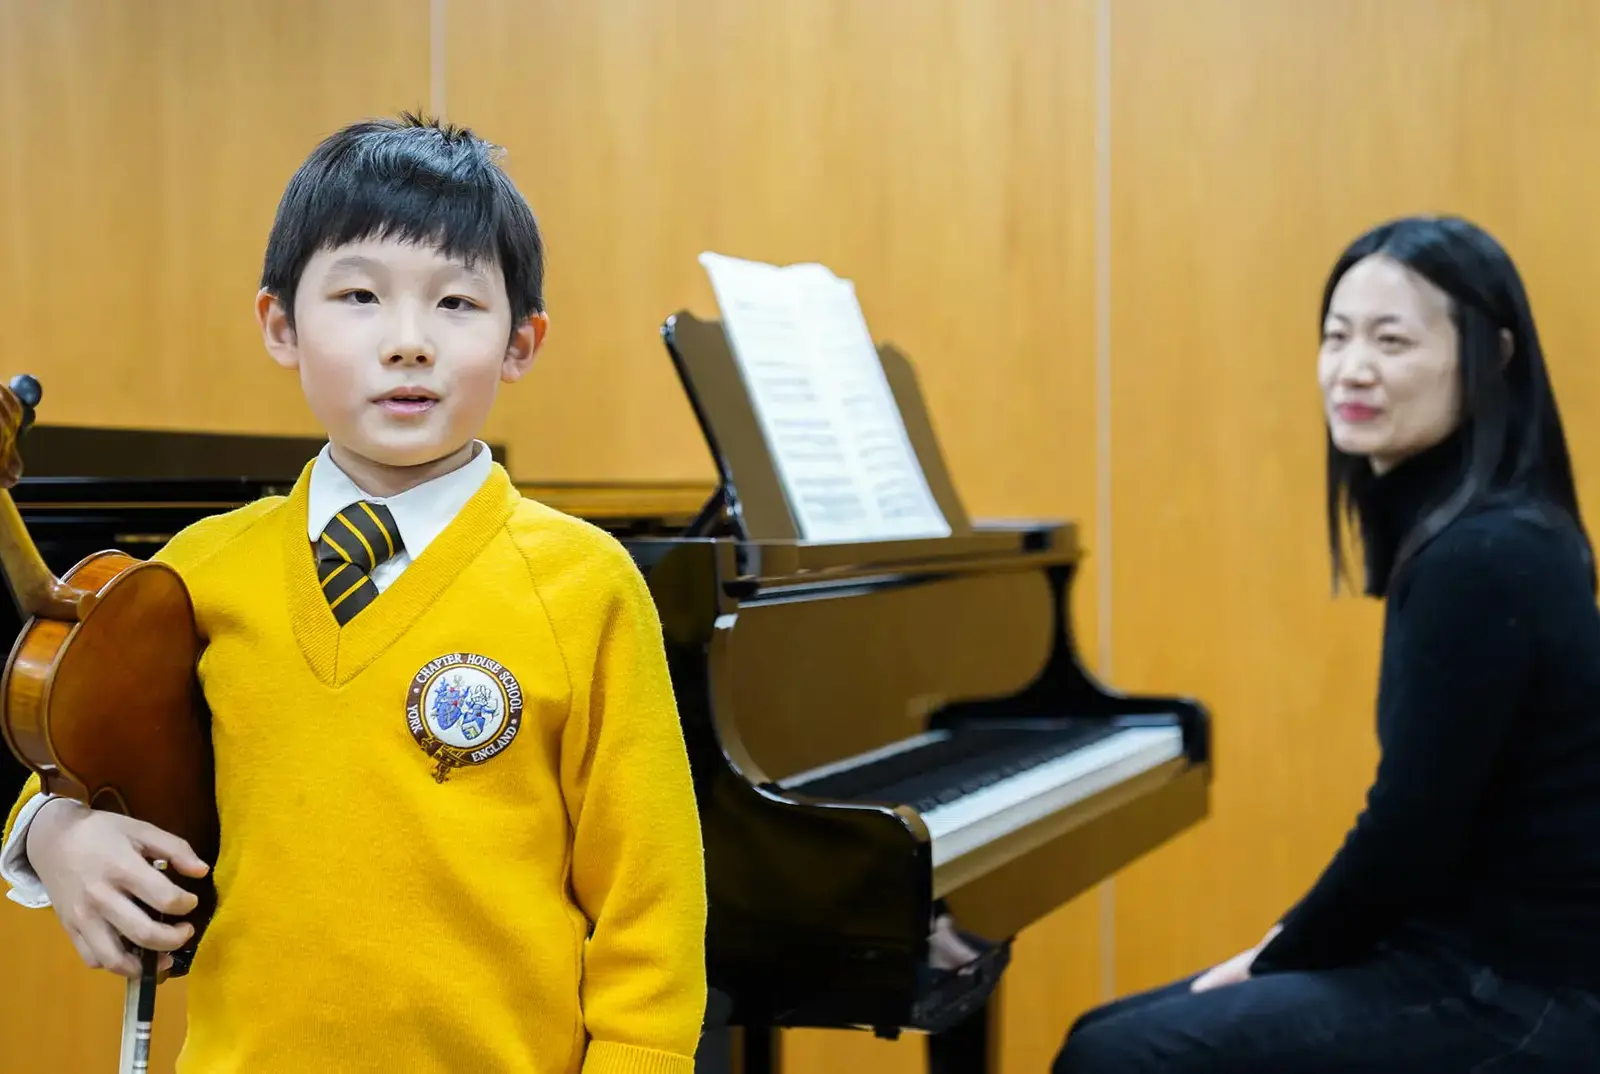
left=315, top=501, right=403, bottom=625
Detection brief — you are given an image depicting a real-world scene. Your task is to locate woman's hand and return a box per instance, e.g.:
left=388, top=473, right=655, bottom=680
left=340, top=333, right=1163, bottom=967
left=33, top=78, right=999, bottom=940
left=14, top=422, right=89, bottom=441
left=1191, top=924, right=1282, bottom=993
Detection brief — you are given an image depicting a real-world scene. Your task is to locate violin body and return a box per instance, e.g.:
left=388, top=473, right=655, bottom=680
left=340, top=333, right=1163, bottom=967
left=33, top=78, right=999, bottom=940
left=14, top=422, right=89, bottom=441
left=0, top=376, right=217, bottom=1068
left=0, top=548, right=218, bottom=959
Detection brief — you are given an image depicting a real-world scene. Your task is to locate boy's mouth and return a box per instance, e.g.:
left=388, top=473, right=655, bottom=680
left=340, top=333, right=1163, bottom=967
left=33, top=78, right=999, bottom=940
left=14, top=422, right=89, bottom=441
left=375, top=387, right=440, bottom=416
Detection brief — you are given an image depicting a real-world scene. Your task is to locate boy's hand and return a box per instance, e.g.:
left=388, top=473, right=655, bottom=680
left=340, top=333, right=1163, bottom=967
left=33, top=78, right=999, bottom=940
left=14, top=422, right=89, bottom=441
left=26, top=797, right=209, bottom=977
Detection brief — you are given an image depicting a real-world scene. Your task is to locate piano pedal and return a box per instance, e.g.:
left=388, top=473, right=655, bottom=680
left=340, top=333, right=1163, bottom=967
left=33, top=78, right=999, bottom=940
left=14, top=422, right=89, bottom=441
left=911, top=928, right=1011, bottom=1036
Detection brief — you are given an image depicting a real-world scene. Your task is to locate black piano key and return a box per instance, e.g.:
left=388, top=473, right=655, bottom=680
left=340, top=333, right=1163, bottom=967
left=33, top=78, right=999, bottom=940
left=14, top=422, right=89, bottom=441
left=787, top=722, right=1123, bottom=812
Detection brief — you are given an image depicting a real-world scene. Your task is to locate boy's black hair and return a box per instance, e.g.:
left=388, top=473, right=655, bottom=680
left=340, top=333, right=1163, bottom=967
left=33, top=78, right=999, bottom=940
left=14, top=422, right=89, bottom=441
left=1323, top=214, right=1592, bottom=596
left=261, top=112, right=544, bottom=332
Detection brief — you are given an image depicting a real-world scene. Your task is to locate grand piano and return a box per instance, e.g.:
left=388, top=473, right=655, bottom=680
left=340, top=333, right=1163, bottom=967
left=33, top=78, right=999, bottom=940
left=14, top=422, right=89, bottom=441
left=0, top=315, right=1210, bottom=1074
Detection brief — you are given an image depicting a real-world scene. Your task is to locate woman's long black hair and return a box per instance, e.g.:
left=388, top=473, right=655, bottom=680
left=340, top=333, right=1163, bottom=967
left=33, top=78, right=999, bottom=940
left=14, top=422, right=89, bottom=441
left=1323, top=215, right=1592, bottom=596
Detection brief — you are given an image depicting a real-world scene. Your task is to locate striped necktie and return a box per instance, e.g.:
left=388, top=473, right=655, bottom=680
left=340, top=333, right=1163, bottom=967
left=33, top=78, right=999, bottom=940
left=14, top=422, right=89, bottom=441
left=315, top=501, right=404, bottom=625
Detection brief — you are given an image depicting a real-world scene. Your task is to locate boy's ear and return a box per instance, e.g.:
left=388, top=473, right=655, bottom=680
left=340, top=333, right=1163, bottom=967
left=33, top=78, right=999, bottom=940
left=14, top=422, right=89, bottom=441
left=256, top=288, right=299, bottom=370
left=500, top=312, right=549, bottom=384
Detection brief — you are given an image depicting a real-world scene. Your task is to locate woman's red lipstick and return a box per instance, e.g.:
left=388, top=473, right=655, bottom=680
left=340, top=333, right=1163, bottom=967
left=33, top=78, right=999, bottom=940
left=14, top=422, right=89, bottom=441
left=1336, top=403, right=1381, bottom=422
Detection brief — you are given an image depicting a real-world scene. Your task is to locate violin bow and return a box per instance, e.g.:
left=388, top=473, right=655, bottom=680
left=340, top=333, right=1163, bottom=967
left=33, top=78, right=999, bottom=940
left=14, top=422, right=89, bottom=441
left=117, top=858, right=167, bottom=1074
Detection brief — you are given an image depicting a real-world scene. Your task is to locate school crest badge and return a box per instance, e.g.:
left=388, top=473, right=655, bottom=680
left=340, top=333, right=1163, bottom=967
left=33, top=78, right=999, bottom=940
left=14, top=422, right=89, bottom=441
left=407, top=653, right=523, bottom=783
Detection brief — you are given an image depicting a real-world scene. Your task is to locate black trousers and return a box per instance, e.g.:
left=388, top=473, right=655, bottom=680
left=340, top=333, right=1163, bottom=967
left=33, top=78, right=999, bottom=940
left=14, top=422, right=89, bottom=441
left=1052, top=931, right=1600, bottom=1073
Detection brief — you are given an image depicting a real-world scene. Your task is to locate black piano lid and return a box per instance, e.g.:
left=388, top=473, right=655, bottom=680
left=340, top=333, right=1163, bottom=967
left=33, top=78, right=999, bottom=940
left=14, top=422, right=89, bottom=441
left=4, top=424, right=698, bottom=535
left=14, top=423, right=505, bottom=481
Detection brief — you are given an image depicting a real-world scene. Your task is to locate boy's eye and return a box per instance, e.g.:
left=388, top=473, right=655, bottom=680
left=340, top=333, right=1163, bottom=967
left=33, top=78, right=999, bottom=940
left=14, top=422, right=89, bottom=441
left=439, top=296, right=479, bottom=311
left=342, top=289, right=378, bottom=304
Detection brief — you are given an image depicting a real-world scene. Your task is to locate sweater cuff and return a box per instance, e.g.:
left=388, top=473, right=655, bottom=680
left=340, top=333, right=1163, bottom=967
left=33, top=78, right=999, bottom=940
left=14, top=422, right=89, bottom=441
left=581, top=1041, right=696, bottom=1074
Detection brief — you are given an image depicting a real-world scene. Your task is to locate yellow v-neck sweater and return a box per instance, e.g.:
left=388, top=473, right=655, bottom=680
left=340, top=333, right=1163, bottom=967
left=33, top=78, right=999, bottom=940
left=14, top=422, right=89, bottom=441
left=5, top=462, right=707, bottom=1074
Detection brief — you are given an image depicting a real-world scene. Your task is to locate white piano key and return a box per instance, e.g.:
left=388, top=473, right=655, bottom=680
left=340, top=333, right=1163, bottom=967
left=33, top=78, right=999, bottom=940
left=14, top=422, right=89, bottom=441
left=922, top=726, right=1185, bottom=868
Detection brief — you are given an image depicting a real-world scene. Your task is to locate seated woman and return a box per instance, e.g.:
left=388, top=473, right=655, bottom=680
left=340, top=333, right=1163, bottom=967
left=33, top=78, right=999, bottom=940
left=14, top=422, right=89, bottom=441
left=1054, top=215, right=1600, bottom=1072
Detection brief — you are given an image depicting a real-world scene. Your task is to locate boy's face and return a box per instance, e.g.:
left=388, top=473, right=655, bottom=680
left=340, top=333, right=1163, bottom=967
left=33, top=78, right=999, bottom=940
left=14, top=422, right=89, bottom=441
left=256, top=237, right=546, bottom=475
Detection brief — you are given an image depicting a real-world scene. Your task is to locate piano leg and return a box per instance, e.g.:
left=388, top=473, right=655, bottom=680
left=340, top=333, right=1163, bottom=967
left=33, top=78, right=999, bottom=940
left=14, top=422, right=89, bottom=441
left=925, top=996, right=997, bottom=1074
left=741, top=1027, right=781, bottom=1074
left=693, top=1021, right=778, bottom=1074
left=695, top=1013, right=994, bottom=1074
left=693, top=989, right=752, bottom=1074
left=691, top=973, right=993, bottom=1074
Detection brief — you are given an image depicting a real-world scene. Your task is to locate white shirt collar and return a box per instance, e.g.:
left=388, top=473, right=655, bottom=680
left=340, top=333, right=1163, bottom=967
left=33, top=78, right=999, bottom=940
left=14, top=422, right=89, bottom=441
left=306, top=441, right=494, bottom=560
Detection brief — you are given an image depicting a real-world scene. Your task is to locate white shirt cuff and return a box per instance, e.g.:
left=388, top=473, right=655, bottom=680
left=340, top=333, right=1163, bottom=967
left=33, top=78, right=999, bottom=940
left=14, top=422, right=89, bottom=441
left=2, top=792, right=55, bottom=908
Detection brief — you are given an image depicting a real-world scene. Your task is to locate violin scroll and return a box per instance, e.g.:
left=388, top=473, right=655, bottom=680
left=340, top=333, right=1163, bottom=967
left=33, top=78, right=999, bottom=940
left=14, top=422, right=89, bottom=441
left=10, top=373, right=41, bottom=410
left=0, top=374, right=40, bottom=491
left=0, top=376, right=87, bottom=620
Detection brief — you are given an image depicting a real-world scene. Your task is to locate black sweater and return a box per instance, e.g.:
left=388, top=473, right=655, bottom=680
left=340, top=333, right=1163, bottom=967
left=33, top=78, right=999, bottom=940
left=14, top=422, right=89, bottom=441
left=1252, top=437, right=1600, bottom=990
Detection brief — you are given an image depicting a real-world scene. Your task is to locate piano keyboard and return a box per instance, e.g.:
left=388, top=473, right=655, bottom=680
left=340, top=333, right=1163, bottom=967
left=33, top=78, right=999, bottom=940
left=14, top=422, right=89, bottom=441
left=780, top=720, right=1186, bottom=875
left=921, top=725, right=1184, bottom=868
left=780, top=724, right=1116, bottom=805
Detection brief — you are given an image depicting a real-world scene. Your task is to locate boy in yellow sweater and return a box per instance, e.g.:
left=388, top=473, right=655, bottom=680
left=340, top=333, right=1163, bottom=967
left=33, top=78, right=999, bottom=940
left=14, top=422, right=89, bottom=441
left=0, top=113, right=708, bottom=1074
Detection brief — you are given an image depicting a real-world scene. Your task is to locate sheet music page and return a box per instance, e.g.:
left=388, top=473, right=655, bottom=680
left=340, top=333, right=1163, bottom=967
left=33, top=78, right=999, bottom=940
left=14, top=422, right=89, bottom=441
left=699, top=251, right=951, bottom=542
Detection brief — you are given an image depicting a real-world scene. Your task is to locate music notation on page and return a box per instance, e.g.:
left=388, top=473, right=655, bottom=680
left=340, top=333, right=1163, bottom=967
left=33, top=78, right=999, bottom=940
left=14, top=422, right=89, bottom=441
left=699, top=251, right=951, bottom=543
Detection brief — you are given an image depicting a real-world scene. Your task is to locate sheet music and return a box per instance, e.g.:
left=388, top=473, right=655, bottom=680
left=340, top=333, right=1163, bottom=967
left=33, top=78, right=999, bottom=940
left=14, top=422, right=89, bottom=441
left=699, top=252, right=951, bottom=543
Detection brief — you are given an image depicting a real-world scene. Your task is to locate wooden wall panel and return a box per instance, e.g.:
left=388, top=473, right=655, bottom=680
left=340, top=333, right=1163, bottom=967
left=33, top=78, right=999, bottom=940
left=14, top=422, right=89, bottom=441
left=0, top=2, right=431, bottom=1069
left=444, top=2, right=1106, bottom=1072
left=1106, top=0, right=1600, bottom=996
left=0, top=0, right=430, bottom=439
left=444, top=0, right=1101, bottom=508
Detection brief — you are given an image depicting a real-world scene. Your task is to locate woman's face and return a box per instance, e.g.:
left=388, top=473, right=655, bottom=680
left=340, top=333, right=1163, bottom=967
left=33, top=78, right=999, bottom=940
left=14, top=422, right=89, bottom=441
left=1318, top=254, right=1463, bottom=474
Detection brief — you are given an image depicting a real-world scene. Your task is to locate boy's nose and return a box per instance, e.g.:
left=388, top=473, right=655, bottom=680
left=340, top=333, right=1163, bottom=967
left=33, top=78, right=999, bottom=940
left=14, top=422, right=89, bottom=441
left=382, top=303, right=434, bottom=364
left=384, top=346, right=433, bottom=365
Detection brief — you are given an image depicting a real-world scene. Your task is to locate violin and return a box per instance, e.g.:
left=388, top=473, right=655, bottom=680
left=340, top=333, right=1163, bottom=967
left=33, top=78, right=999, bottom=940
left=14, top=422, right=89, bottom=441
left=0, top=375, right=218, bottom=1073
